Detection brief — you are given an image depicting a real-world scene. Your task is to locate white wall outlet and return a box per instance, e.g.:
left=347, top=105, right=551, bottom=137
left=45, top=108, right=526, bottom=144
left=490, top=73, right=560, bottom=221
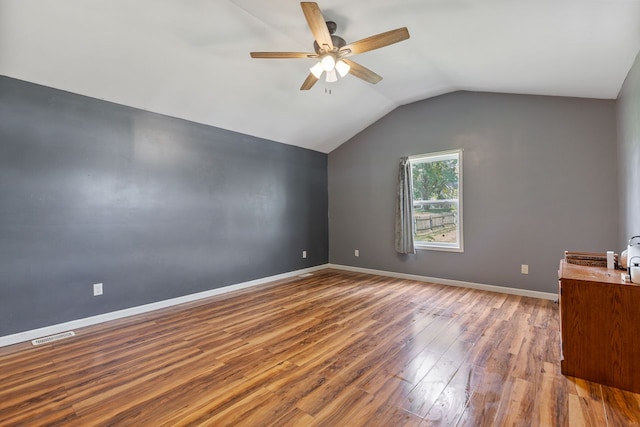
left=302, top=250, right=307, bottom=259
left=521, top=264, right=529, bottom=275
left=93, top=283, right=103, bottom=296
left=355, top=249, right=359, bottom=257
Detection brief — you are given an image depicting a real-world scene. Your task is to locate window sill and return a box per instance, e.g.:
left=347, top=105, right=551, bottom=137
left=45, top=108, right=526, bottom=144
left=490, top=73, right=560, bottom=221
left=415, top=243, right=464, bottom=253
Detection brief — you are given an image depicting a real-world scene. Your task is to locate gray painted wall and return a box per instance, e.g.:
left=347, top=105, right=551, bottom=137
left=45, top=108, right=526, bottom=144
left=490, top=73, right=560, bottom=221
left=617, top=51, right=640, bottom=248
left=329, top=92, right=618, bottom=294
left=0, top=76, right=328, bottom=336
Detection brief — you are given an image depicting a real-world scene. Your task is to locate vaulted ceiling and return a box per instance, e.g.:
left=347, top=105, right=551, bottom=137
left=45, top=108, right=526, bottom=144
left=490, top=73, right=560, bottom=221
left=1, top=0, right=639, bottom=153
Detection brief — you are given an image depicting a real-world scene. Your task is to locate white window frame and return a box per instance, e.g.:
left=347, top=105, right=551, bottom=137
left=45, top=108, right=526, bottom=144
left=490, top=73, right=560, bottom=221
left=409, top=149, right=463, bottom=252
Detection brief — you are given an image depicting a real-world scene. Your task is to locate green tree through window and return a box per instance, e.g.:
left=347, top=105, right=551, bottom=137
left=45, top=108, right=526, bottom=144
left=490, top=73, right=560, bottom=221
left=412, top=159, right=458, bottom=200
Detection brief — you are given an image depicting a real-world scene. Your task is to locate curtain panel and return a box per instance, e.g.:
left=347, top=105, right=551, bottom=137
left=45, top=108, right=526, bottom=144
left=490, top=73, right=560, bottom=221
left=395, top=157, right=415, bottom=254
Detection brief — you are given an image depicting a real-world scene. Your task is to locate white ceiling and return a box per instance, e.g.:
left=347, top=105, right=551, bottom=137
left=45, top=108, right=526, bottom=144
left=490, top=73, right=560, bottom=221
left=1, top=1, right=639, bottom=153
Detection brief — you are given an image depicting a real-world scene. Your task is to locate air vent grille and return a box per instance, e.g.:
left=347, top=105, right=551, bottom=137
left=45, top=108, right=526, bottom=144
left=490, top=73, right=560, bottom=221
left=32, top=331, right=76, bottom=346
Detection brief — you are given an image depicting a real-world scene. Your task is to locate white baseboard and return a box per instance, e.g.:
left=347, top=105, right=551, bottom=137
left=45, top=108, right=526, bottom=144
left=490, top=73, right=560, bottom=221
left=328, top=263, right=557, bottom=301
left=1, top=263, right=555, bottom=348
left=0, top=264, right=329, bottom=348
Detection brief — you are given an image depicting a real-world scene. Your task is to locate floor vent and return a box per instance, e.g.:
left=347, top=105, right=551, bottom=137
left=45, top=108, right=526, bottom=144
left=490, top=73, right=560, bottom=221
left=32, top=331, right=76, bottom=346
left=298, top=273, right=313, bottom=278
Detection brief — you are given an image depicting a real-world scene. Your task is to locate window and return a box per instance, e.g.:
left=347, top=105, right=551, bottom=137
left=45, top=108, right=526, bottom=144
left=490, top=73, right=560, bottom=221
left=409, top=149, right=463, bottom=252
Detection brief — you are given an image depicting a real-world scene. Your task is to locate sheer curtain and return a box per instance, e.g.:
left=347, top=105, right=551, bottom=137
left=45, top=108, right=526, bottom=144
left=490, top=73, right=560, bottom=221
left=395, top=157, right=415, bottom=254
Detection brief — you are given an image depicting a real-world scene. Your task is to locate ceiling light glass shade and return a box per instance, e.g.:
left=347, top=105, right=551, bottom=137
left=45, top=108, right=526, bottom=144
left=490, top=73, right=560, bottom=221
left=325, top=69, right=338, bottom=83
left=321, top=55, right=336, bottom=72
left=309, top=62, right=324, bottom=79
left=335, top=60, right=350, bottom=77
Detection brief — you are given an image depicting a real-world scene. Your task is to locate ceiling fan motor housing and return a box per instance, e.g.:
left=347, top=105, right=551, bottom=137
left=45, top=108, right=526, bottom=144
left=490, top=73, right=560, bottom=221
left=313, top=21, right=346, bottom=53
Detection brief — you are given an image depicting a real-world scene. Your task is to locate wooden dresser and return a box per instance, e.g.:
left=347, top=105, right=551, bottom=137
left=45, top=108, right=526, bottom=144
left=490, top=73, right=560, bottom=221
left=558, top=260, right=640, bottom=393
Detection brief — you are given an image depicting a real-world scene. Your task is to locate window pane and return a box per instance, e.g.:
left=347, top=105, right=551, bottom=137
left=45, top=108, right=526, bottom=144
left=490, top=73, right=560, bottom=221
left=410, top=150, right=462, bottom=251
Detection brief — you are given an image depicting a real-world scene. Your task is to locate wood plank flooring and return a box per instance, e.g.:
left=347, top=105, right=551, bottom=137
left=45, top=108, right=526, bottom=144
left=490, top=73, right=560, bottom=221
left=1, top=269, right=640, bottom=426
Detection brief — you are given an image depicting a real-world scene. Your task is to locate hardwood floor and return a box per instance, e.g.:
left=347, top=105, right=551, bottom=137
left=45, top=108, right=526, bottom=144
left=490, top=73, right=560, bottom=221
left=1, top=269, right=640, bottom=426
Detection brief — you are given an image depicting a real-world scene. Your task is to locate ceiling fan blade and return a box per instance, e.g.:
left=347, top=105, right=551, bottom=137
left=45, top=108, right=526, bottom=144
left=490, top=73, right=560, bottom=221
left=339, top=27, right=410, bottom=57
left=300, top=73, right=319, bottom=90
left=250, top=52, right=318, bottom=59
left=341, top=59, right=382, bottom=84
left=301, top=2, right=333, bottom=51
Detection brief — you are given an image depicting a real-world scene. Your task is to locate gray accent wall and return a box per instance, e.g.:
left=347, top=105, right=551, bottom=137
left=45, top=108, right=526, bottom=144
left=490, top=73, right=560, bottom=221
left=0, top=76, right=328, bottom=337
left=329, top=92, right=618, bottom=294
left=617, top=51, right=640, bottom=248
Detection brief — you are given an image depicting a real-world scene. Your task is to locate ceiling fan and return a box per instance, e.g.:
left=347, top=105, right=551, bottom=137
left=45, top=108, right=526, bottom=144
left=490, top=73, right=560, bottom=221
left=250, top=2, right=410, bottom=90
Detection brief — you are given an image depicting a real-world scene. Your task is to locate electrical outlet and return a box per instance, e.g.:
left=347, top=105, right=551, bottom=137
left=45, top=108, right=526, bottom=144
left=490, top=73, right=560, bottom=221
left=93, top=283, right=103, bottom=296
left=302, top=250, right=307, bottom=259
left=355, top=249, right=359, bottom=257
left=521, top=264, right=529, bottom=275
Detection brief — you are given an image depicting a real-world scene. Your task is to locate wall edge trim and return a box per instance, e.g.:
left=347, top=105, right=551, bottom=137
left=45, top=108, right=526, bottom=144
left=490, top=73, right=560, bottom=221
left=328, top=263, right=557, bottom=300
left=0, top=264, right=330, bottom=348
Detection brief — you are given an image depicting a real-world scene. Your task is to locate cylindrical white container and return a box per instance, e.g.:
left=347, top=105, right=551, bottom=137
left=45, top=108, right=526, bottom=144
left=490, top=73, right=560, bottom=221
left=629, top=255, right=640, bottom=284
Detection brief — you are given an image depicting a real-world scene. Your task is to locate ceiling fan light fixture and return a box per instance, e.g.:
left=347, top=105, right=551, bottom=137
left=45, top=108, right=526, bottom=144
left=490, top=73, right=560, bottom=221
left=310, top=62, right=324, bottom=79
left=335, top=60, right=350, bottom=77
left=321, top=54, right=336, bottom=72
left=325, top=69, right=338, bottom=83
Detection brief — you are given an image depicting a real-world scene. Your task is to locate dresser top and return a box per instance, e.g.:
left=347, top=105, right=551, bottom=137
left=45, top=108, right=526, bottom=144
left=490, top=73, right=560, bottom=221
left=559, top=260, right=631, bottom=286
